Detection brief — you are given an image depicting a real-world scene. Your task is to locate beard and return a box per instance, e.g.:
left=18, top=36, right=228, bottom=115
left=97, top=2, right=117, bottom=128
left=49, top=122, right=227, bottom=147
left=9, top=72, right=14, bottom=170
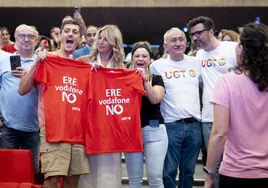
left=194, top=39, right=208, bottom=50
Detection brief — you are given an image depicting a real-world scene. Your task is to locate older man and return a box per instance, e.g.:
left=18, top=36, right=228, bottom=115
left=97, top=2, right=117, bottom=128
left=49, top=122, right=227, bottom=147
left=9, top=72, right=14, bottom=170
left=150, top=28, right=202, bottom=188
left=0, top=24, right=40, bottom=173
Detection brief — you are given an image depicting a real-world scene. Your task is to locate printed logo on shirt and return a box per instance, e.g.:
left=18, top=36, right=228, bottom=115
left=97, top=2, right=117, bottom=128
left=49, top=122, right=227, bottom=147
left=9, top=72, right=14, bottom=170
left=164, top=69, right=197, bottom=79
left=54, top=76, right=83, bottom=111
left=201, top=57, right=226, bottom=67
left=98, top=89, right=131, bottom=118
left=188, top=70, right=197, bottom=77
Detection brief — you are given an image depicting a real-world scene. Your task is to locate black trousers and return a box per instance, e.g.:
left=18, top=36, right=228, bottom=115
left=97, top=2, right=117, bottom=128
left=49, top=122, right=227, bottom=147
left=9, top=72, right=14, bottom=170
left=220, top=174, right=268, bottom=188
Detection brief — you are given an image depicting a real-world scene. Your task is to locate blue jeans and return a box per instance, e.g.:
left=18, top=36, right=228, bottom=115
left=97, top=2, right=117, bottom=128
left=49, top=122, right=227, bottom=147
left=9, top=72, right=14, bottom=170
left=1, top=125, right=40, bottom=174
left=125, top=124, right=168, bottom=188
left=202, top=122, right=220, bottom=188
left=163, top=120, right=202, bottom=188
left=202, top=122, right=213, bottom=151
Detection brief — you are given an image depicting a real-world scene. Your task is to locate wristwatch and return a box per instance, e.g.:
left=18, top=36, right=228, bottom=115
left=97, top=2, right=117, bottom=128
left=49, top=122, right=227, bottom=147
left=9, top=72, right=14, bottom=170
left=203, top=166, right=216, bottom=176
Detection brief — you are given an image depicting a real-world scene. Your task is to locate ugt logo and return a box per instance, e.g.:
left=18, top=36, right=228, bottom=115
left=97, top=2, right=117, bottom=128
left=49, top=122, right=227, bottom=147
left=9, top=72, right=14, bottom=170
left=106, top=104, right=123, bottom=115
left=62, top=91, right=77, bottom=104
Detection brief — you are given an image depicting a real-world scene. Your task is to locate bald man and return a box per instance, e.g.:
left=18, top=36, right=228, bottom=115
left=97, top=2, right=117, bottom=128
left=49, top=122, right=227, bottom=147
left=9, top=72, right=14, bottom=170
left=150, top=28, right=202, bottom=188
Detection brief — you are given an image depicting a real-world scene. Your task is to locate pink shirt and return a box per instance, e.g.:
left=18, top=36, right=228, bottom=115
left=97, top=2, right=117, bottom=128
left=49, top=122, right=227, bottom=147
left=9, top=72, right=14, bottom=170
left=211, top=72, right=268, bottom=179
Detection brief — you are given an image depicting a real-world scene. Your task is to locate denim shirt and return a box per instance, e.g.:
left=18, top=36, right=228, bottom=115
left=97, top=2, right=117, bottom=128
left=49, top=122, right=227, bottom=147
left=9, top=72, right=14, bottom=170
left=73, top=44, right=91, bottom=59
left=0, top=53, right=39, bottom=132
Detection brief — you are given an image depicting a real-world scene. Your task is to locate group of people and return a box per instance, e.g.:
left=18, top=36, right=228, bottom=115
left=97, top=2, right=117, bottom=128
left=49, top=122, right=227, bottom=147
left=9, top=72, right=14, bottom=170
left=0, top=12, right=267, bottom=188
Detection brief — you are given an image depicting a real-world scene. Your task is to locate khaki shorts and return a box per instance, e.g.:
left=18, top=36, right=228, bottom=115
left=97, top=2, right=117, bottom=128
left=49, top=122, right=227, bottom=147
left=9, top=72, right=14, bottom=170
left=40, top=125, right=90, bottom=179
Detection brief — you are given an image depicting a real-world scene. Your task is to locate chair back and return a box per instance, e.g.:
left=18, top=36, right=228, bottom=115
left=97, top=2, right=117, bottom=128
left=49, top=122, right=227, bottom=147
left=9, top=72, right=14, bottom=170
left=0, top=149, right=35, bottom=183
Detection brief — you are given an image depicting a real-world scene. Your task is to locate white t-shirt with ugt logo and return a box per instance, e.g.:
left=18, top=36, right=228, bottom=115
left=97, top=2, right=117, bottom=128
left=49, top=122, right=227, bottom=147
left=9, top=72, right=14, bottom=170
left=150, top=55, right=202, bottom=123
left=196, top=41, right=237, bottom=122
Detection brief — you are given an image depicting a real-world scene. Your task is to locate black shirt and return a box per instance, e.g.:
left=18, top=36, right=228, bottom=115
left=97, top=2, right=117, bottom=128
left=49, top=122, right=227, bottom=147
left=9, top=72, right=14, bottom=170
left=140, top=74, right=165, bottom=128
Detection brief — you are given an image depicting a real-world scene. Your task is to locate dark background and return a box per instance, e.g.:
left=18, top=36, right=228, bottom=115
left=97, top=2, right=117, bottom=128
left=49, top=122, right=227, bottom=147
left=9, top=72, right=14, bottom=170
left=0, top=7, right=267, bottom=45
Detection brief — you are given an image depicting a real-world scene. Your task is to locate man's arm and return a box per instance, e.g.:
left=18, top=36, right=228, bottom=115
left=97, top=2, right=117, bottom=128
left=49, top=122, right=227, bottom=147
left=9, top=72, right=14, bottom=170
left=18, top=51, right=46, bottom=95
left=73, top=12, right=87, bottom=36
left=18, top=59, right=39, bottom=96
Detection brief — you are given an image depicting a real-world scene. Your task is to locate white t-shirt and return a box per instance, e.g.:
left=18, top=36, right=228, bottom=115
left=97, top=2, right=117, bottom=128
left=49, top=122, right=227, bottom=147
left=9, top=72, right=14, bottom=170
left=196, top=41, right=237, bottom=122
left=150, top=55, right=201, bottom=123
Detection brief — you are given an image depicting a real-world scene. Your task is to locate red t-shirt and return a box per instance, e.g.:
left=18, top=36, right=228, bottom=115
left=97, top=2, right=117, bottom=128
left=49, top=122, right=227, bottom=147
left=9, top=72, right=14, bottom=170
left=2, top=43, right=16, bottom=53
left=34, top=55, right=92, bottom=144
left=86, top=67, right=146, bottom=154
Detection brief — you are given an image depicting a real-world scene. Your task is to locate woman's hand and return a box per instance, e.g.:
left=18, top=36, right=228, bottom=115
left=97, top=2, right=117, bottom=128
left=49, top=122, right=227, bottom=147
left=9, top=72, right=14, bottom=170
left=135, top=68, right=147, bottom=81
left=204, top=175, right=214, bottom=188
left=91, top=63, right=104, bottom=72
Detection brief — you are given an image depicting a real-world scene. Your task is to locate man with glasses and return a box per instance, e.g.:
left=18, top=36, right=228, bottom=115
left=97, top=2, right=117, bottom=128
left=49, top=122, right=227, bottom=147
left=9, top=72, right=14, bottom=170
left=74, top=25, right=97, bottom=58
left=151, top=27, right=202, bottom=188
left=0, top=24, right=40, bottom=174
left=187, top=16, right=237, bottom=188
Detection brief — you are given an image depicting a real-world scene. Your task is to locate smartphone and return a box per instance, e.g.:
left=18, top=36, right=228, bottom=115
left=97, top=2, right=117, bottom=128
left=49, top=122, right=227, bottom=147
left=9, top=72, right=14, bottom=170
left=10, top=55, right=21, bottom=71
left=149, top=120, right=159, bottom=128
left=74, top=7, right=81, bottom=14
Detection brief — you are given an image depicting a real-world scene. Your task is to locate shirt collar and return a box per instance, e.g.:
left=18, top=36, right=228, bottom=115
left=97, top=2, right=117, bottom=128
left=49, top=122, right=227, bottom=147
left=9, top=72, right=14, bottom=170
left=12, top=51, right=37, bottom=62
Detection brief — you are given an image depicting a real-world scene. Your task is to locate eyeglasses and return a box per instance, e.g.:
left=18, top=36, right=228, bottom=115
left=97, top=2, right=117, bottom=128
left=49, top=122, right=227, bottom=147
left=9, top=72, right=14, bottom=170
left=189, top=28, right=209, bottom=39
left=16, top=34, right=36, bottom=40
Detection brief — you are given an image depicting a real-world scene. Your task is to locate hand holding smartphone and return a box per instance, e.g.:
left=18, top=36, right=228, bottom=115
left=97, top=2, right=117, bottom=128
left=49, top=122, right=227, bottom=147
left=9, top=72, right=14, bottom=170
left=10, top=55, right=27, bottom=78
left=74, top=7, right=81, bottom=14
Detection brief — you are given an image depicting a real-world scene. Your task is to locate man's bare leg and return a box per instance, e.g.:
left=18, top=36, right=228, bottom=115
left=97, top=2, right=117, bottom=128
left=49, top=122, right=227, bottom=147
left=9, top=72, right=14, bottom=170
left=43, top=176, right=61, bottom=188
left=63, top=175, right=80, bottom=188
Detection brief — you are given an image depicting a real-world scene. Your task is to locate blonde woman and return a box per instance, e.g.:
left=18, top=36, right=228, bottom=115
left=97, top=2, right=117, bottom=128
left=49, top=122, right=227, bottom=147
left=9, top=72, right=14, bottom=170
left=78, top=24, right=125, bottom=188
left=78, top=24, right=125, bottom=68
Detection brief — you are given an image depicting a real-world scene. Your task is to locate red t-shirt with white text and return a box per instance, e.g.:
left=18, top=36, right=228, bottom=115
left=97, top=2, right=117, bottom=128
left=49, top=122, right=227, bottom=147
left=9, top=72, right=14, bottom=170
left=86, top=67, right=145, bottom=154
left=34, top=55, right=91, bottom=144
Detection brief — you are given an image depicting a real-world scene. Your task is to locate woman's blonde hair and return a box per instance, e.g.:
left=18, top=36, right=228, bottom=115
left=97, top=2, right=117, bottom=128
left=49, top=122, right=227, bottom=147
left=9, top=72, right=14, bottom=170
left=89, top=25, right=124, bottom=67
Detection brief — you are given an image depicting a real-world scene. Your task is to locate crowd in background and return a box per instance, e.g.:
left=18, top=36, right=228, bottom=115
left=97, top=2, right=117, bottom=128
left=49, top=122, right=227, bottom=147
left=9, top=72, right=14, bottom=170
left=0, top=10, right=267, bottom=188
